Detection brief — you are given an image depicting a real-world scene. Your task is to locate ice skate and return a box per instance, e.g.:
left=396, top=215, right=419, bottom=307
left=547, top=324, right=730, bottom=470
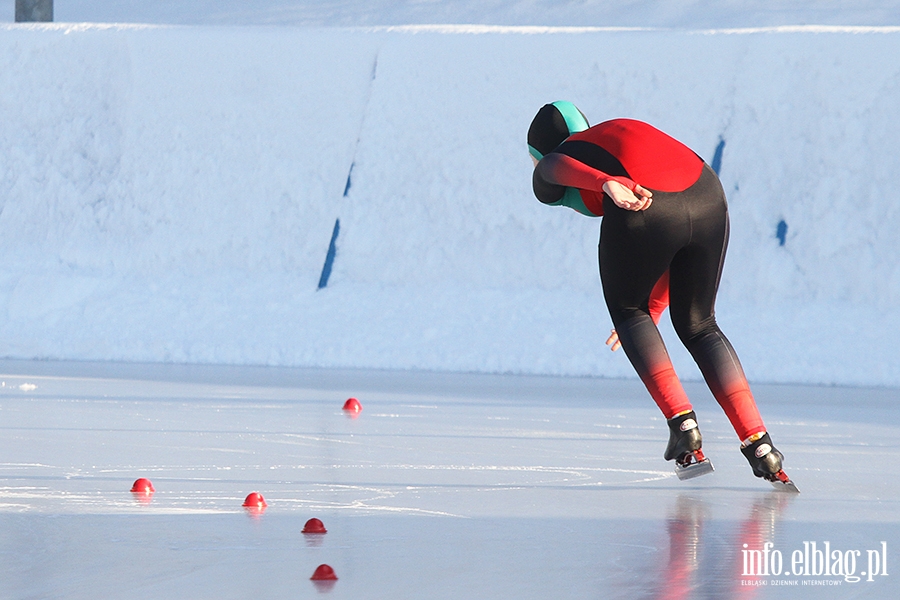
left=741, top=433, right=799, bottom=493
left=664, top=411, right=715, bottom=480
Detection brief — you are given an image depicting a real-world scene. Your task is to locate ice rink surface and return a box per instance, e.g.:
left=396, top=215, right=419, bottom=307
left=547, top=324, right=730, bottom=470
left=1, top=359, right=897, bottom=599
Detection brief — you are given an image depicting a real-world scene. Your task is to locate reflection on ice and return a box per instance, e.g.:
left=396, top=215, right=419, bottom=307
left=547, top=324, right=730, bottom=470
left=653, top=493, right=794, bottom=599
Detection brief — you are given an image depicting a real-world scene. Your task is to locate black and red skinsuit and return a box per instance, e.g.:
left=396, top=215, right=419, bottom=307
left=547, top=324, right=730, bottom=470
left=533, top=118, right=765, bottom=441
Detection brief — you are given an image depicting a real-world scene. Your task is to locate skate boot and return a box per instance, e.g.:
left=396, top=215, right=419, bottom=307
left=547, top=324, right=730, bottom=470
left=664, top=411, right=714, bottom=480
left=741, top=432, right=799, bottom=493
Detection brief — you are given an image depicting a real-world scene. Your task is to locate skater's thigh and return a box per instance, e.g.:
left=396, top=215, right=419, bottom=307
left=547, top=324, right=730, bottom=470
left=668, top=185, right=729, bottom=334
left=599, top=194, right=687, bottom=316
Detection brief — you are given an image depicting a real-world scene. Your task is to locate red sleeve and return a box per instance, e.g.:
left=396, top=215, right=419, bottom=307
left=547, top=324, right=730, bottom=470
left=535, top=153, right=639, bottom=215
left=648, top=271, right=670, bottom=325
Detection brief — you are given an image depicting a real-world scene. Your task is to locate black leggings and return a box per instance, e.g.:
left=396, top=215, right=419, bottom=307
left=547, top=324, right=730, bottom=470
left=598, top=164, right=764, bottom=438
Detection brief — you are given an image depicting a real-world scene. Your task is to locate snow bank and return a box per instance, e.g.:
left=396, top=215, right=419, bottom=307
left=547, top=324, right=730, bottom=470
left=0, top=24, right=898, bottom=387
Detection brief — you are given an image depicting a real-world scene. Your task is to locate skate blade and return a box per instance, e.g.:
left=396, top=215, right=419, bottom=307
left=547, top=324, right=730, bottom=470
left=769, top=470, right=800, bottom=493
left=675, top=458, right=715, bottom=480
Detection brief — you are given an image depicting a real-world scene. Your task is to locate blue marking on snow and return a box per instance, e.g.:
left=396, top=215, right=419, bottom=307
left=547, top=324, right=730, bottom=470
left=343, top=162, right=355, bottom=197
left=776, top=219, right=788, bottom=246
left=711, top=137, right=725, bottom=175
left=317, top=218, right=341, bottom=289
left=340, top=56, right=376, bottom=200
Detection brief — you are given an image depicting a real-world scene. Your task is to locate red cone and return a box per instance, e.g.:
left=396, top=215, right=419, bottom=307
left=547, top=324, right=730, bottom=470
left=130, top=478, right=155, bottom=494
left=242, top=492, right=267, bottom=509
left=311, top=564, right=338, bottom=581
left=302, top=518, right=327, bottom=534
left=342, top=397, right=362, bottom=415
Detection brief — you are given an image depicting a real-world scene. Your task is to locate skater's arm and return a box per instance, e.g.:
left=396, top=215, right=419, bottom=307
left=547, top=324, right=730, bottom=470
left=535, top=153, right=653, bottom=211
left=535, top=153, right=621, bottom=193
left=532, top=158, right=602, bottom=217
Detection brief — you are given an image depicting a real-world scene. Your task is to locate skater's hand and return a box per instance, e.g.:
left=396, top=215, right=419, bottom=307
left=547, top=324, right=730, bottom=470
left=603, top=179, right=653, bottom=211
left=605, top=329, right=621, bottom=352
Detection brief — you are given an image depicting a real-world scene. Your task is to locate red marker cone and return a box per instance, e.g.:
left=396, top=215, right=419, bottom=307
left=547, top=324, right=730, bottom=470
left=130, top=478, right=155, bottom=494
left=342, top=397, right=362, bottom=416
left=242, top=492, right=267, bottom=510
left=302, top=518, right=327, bottom=534
left=311, top=564, right=338, bottom=581
left=130, top=478, right=155, bottom=505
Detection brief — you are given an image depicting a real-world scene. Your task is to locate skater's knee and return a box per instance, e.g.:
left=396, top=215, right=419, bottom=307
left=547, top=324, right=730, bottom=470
left=672, top=312, right=718, bottom=346
left=607, top=305, right=650, bottom=329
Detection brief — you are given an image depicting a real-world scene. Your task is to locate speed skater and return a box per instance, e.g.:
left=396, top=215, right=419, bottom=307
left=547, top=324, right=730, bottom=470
left=527, top=101, right=797, bottom=491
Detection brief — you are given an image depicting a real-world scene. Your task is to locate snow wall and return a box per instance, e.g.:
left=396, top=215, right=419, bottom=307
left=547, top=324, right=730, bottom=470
left=1, top=24, right=899, bottom=387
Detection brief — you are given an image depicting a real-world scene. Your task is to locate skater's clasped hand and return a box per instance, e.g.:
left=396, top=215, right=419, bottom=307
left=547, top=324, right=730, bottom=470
left=603, top=179, right=653, bottom=211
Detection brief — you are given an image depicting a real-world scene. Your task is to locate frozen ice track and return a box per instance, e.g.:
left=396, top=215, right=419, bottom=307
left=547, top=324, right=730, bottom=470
left=0, top=359, right=897, bottom=598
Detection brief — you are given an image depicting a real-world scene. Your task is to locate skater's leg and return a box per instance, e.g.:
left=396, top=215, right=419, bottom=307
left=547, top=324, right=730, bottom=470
left=598, top=195, right=692, bottom=419
left=669, top=257, right=765, bottom=439
left=670, top=167, right=796, bottom=489
left=668, top=167, right=765, bottom=441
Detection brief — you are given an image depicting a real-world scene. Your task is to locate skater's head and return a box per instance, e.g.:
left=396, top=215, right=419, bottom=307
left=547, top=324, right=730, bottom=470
left=528, top=101, right=589, bottom=161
